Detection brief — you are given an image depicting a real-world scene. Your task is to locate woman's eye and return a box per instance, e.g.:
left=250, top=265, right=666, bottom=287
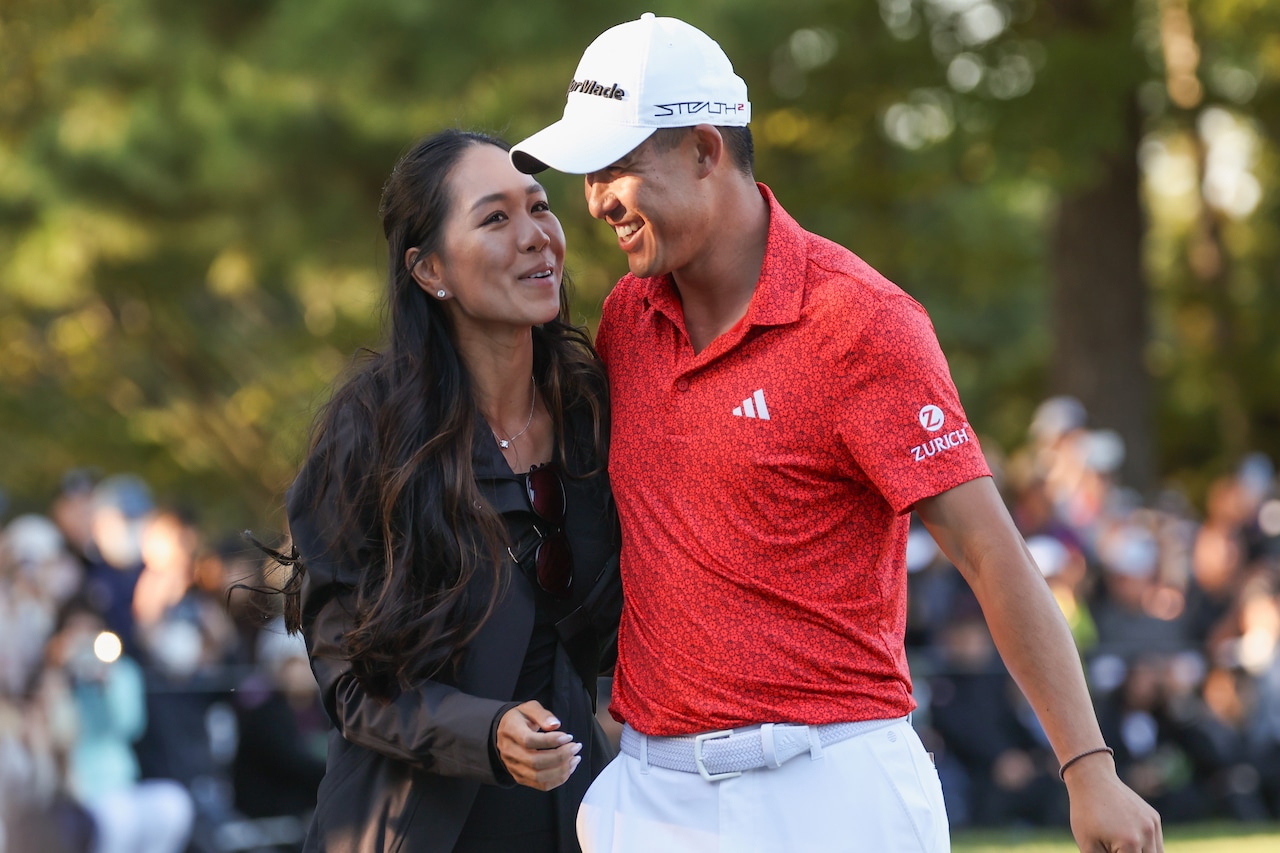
left=532, top=201, right=551, bottom=213
left=482, top=211, right=507, bottom=225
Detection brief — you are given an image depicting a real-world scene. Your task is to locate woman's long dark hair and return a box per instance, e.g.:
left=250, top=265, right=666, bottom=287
left=286, top=129, right=607, bottom=696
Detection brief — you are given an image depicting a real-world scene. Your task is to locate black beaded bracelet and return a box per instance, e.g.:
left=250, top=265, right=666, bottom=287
left=1058, top=746, right=1115, bottom=782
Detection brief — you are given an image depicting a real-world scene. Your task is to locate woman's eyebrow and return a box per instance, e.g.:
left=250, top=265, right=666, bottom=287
left=468, top=184, right=545, bottom=213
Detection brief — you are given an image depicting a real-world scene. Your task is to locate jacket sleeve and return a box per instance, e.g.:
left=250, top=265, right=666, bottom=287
left=287, top=406, right=513, bottom=785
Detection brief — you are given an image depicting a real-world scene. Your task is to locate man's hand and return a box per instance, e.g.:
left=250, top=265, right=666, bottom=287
left=496, top=700, right=583, bottom=790
left=1064, top=748, right=1163, bottom=852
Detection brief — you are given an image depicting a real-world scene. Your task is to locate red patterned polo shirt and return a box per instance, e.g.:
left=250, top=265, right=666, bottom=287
left=596, top=184, right=991, bottom=736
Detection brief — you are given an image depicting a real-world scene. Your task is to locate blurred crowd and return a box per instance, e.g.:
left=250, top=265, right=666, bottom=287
left=0, top=473, right=326, bottom=853
left=907, top=397, right=1280, bottom=829
left=3, top=396, right=1280, bottom=851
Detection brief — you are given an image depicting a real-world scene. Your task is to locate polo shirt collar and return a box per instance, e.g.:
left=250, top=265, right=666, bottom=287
left=742, top=183, right=806, bottom=328
left=639, top=183, right=806, bottom=331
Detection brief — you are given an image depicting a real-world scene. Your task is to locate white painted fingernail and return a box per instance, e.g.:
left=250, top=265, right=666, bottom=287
left=546, top=716, right=561, bottom=727
left=556, top=733, right=572, bottom=745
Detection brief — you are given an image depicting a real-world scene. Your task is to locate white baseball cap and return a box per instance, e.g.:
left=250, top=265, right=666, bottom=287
left=510, top=13, right=751, bottom=175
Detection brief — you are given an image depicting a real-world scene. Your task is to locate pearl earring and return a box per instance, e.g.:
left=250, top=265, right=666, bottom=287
left=436, top=290, right=446, bottom=299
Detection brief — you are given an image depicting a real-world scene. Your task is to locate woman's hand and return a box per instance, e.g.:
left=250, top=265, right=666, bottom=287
left=496, top=700, right=583, bottom=790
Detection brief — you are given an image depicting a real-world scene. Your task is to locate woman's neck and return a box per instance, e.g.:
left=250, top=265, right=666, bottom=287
left=456, top=327, right=535, bottom=426
left=454, top=326, right=552, bottom=471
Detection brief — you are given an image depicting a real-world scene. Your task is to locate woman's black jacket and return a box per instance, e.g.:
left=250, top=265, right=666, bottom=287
left=286, top=400, right=620, bottom=852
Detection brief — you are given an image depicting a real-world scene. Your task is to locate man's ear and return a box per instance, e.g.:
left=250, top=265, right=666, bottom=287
left=690, top=124, right=725, bottom=178
left=407, top=247, right=443, bottom=294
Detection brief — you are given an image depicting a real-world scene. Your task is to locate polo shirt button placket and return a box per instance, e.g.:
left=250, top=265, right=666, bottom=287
left=676, top=378, right=690, bottom=392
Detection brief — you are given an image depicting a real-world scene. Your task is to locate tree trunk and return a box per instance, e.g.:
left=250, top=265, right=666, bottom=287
left=1048, top=97, right=1153, bottom=494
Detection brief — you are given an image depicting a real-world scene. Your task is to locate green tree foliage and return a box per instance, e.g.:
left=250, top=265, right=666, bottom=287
left=1, top=0, right=1277, bottom=531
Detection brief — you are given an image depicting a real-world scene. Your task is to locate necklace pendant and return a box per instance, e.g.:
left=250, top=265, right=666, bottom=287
left=490, top=375, right=535, bottom=454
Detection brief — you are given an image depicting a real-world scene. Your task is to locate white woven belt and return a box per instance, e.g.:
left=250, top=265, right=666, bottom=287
left=620, top=717, right=904, bottom=782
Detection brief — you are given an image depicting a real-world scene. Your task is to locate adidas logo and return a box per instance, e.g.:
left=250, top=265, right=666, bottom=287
left=732, top=389, right=771, bottom=420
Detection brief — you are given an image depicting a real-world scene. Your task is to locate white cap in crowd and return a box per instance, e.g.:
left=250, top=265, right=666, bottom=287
left=511, top=13, right=750, bottom=175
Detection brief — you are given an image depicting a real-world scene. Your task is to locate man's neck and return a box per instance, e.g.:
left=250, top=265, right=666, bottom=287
left=671, top=178, right=770, bottom=354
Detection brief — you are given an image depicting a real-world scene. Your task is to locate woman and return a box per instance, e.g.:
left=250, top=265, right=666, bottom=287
left=283, top=129, right=620, bottom=852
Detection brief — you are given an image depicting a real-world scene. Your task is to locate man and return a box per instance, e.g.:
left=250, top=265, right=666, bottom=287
left=512, top=13, right=1162, bottom=853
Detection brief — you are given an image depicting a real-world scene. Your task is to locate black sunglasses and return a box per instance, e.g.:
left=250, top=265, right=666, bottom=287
left=507, top=464, right=574, bottom=599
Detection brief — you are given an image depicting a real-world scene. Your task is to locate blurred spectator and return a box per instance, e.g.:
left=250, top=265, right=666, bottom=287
left=1, top=515, right=76, bottom=697
left=81, top=474, right=153, bottom=660
left=1232, top=571, right=1280, bottom=677
left=5, top=513, right=84, bottom=609
left=1097, top=654, right=1204, bottom=821
left=1027, top=397, right=1125, bottom=537
left=1248, top=563, right=1280, bottom=815
left=925, top=590, right=1066, bottom=828
left=1091, top=510, right=1190, bottom=656
left=130, top=509, right=240, bottom=835
left=0, top=694, right=95, bottom=853
left=212, top=534, right=285, bottom=667
left=231, top=618, right=326, bottom=821
left=1166, top=660, right=1271, bottom=821
left=132, top=607, right=230, bottom=810
left=904, top=518, right=965, bottom=649
left=1236, top=454, right=1277, bottom=562
left=1188, top=475, right=1255, bottom=644
left=50, top=469, right=100, bottom=569
left=133, top=509, right=201, bottom=632
left=134, top=508, right=238, bottom=676
left=1027, top=533, right=1098, bottom=653
left=1095, top=651, right=1274, bottom=823
left=41, top=597, right=193, bottom=853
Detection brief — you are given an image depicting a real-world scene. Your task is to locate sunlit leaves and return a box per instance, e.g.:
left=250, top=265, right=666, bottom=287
left=0, top=0, right=1277, bottom=525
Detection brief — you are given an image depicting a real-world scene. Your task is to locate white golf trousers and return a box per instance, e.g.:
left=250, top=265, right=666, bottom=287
left=578, top=717, right=950, bottom=853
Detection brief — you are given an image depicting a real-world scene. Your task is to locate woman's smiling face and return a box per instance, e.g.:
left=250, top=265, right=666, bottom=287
left=421, top=142, right=566, bottom=336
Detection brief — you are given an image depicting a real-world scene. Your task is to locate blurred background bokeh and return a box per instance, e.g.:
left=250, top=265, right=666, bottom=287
left=2, top=1, right=1279, bottom=850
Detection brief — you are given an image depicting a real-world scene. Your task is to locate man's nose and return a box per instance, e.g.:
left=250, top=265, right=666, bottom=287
left=584, top=174, right=615, bottom=221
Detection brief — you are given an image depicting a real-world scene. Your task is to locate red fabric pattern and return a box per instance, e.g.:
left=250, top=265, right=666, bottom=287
left=597, top=185, right=991, bottom=735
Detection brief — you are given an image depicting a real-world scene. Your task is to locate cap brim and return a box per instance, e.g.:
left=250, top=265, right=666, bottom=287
left=510, top=119, right=655, bottom=175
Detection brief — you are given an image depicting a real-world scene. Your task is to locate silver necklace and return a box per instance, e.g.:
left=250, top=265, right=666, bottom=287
left=492, top=376, right=536, bottom=449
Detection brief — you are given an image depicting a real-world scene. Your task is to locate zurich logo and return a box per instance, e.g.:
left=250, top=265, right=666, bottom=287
left=918, top=405, right=945, bottom=432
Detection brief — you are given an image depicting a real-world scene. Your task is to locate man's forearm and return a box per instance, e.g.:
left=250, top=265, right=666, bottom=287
left=915, top=477, right=1106, bottom=764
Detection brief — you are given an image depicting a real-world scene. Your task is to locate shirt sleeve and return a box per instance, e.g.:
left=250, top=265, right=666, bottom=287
left=835, top=295, right=991, bottom=514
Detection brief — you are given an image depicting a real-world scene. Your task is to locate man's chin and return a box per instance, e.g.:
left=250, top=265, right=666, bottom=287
left=626, top=256, right=663, bottom=280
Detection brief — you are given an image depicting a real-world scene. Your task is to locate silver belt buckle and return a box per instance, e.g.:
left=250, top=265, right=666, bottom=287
left=693, top=729, right=743, bottom=782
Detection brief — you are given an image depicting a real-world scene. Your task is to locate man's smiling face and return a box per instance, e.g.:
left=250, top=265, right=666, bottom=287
left=583, top=128, right=709, bottom=280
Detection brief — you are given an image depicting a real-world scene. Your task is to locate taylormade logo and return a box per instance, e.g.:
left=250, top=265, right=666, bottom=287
left=568, top=79, right=626, bottom=100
